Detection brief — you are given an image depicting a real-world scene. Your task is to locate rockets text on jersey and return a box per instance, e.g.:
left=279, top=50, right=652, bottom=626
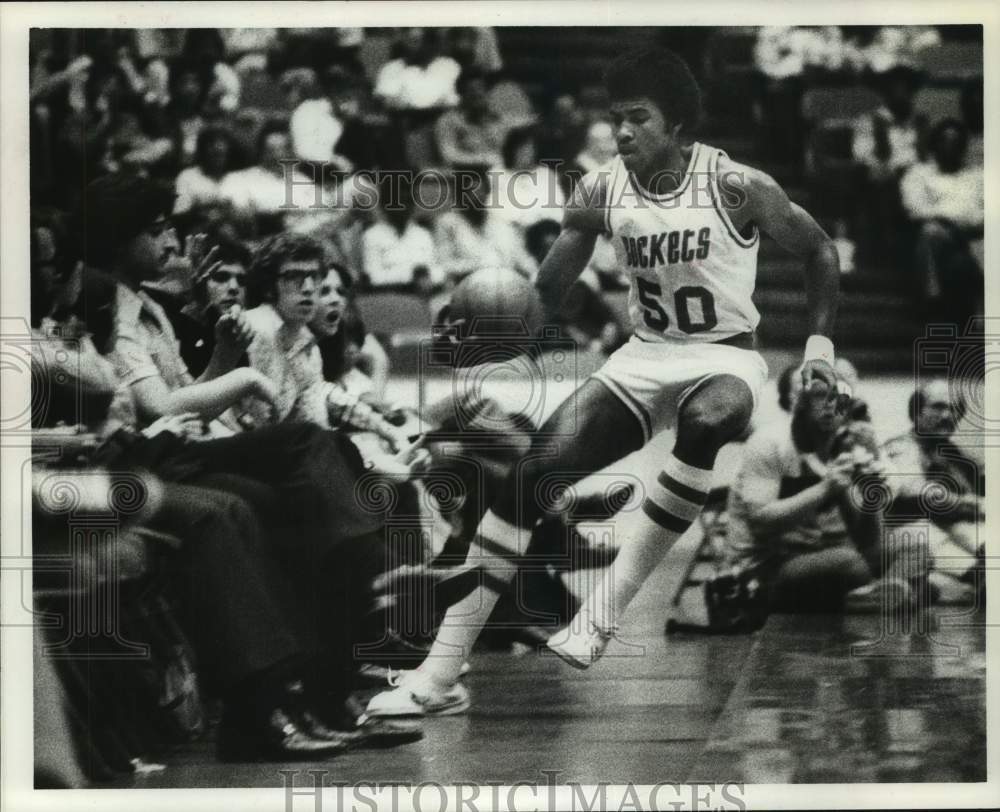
left=603, top=142, right=762, bottom=343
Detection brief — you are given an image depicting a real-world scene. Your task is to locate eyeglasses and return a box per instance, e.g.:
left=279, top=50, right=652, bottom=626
left=208, top=270, right=247, bottom=286
left=277, top=269, right=324, bottom=287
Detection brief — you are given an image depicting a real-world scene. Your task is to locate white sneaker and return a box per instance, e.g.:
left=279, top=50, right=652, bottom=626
left=546, top=619, right=617, bottom=670
left=366, top=670, right=471, bottom=718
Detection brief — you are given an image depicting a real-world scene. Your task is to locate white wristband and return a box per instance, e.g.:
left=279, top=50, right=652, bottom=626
left=804, top=335, right=835, bottom=365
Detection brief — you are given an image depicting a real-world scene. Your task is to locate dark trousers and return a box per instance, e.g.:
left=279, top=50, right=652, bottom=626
left=149, top=483, right=301, bottom=694
left=169, top=424, right=393, bottom=704
left=913, top=218, right=984, bottom=329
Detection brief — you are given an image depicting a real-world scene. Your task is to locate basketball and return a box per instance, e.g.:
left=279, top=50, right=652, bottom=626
left=446, top=267, right=545, bottom=341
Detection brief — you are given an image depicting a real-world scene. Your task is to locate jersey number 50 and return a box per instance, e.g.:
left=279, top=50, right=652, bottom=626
left=637, top=279, right=718, bottom=333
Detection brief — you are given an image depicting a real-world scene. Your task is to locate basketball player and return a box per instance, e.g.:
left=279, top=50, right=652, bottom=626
left=368, top=47, right=840, bottom=716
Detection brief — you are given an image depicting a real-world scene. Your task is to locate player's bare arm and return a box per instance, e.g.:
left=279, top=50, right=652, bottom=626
left=535, top=170, right=608, bottom=321
left=721, top=157, right=840, bottom=394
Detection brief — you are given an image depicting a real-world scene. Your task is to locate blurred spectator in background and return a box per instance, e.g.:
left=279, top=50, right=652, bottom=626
left=562, top=119, right=618, bottom=194
left=445, top=27, right=503, bottom=75
left=273, top=28, right=365, bottom=79
left=852, top=65, right=926, bottom=267
left=163, top=61, right=213, bottom=169
left=434, top=168, right=538, bottom=281
left=362, top=174, right=442, bottom=291
left=536, top=93, right=589, bottom=173
left=754, top=27, right=838, bottom=163
left=524, top=219, right=624, bottom=355
left=493, top=126, right=566, bottom=231
left=853, top=66, right=924, bottom=177
left=374, top=28, right=460, bottom=112
left=435, top=68, right=507, bottom=169
left=961, top=78, right=984, bottom=167
left=52, top=53, right=167, bottom=203
left=219, top=122, right=328, bottom=236
left=755, top=26, right=858, bottom=81
left=863, top=25, right=941, bottom=73
left=179, top=29, right=241, bottom=115
left=900, top=118, right=984, bottom=325
left=882, top=379, right=983, bottom=604
left=288, top=66, right=370, bottom=175
left=290, top=68, right=346, bottom=165
left=174, top=124, right=242, bottom=216
left=220, top=27, right=279, bottom=74
left=324, top=70, right=389, bottom=172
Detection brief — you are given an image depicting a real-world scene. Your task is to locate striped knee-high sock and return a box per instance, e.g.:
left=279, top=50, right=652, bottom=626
left=420, top=509, right=525, bottom=685
left=583, top=454, right=713, bottom=632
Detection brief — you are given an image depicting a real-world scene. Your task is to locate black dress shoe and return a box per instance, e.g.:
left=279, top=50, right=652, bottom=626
left=307, top=694, right=423, bottom=749
left=282, top=681, right=361, bottom=748
left=297, top=707, right=363, bottom=748
left=217, top=707, right=349, bottom=762
left=340, top=695, right=423, bottom=748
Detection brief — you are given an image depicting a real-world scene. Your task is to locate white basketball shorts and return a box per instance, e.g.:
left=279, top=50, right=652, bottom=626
left=591, top=334, right=769, bottom=442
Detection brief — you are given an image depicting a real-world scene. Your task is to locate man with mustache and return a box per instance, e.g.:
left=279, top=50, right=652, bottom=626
left=882, top=379, right=984, bottom=603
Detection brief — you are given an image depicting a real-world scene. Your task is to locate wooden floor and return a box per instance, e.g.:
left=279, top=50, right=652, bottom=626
left=108, top=553, right=985, bottom=788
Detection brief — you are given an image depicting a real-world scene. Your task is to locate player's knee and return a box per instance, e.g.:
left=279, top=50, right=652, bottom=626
left=677, top=391, right=753, bottom=449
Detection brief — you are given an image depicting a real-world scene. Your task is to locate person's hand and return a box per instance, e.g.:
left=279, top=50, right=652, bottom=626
left=142, top=412, right=204, bottom=441
left=395, top=435, right=430, bottom=471
left=367, top=437, right=430, bottom=477
left=244, top=368, right=279, bottom=408
left=214, top=304, right=254, bottom=354
left=800, top=358, right=838, bottom=404
left=187, top=234, right=222, bottom=280
left=824, top=452, right=856, bottom=495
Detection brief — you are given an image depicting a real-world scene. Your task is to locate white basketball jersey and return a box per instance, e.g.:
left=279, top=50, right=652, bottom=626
left=603, top=142, right=761, bottom=343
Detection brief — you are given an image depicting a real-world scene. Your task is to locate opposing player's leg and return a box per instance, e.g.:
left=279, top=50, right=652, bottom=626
left=367, top=378, right=645, bottom=715
left=550, top=373, right=755, bottom=668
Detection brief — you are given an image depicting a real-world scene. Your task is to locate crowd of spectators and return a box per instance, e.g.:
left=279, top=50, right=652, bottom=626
left=29, top=27, right=619, bottom=340
left=751, top=25, right=983, bottom=325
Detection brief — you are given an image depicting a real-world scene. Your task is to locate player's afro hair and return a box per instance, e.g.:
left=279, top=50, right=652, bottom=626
left=604, top=47, right=703, bottom=135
